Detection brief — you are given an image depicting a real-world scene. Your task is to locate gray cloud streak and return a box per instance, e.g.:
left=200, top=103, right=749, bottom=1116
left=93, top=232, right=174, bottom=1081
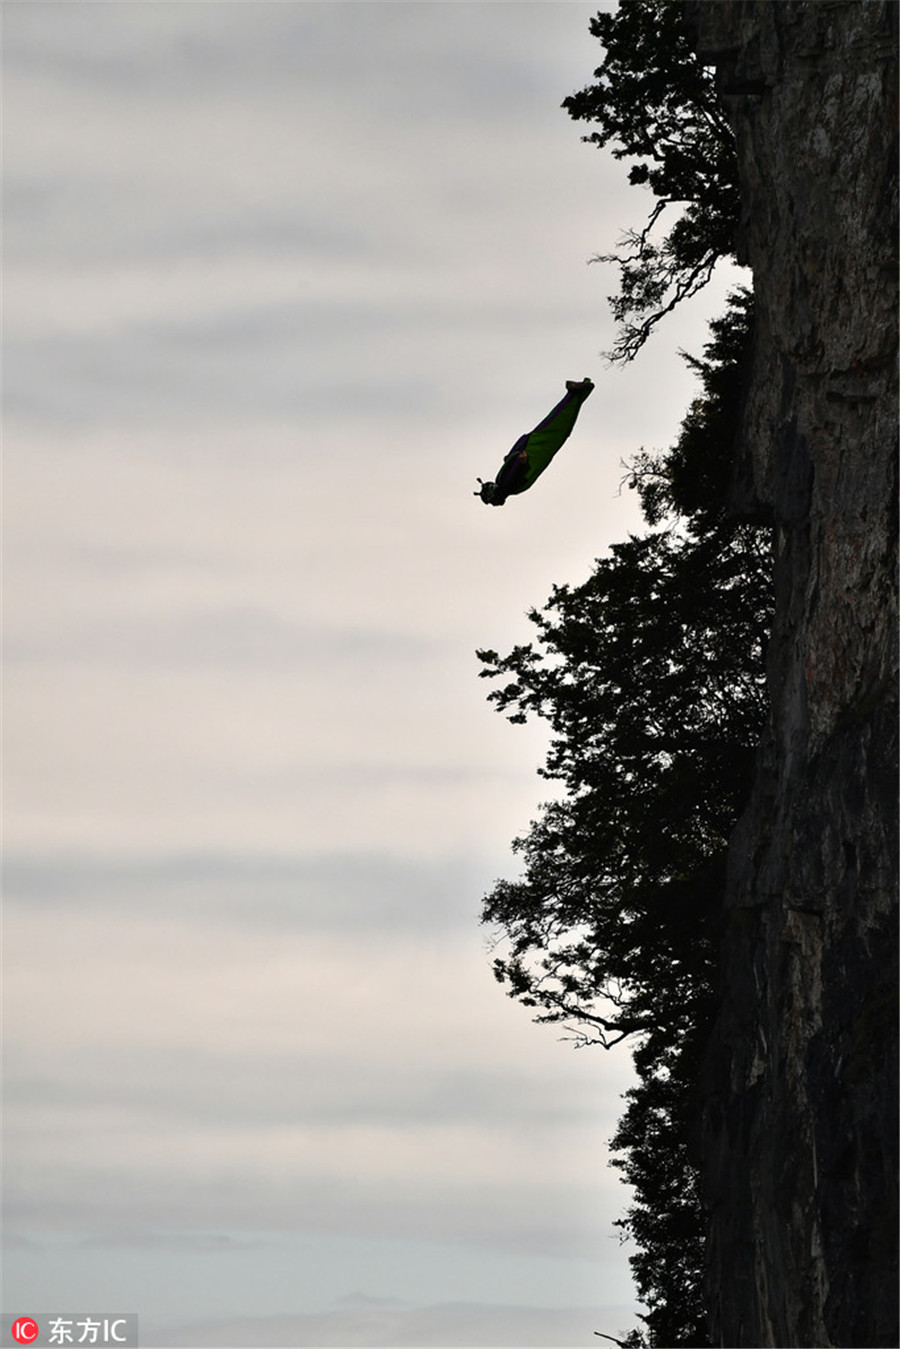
left=3, top=849, right=497, bottom=932
left=5, top=610, right=439, bottom=670
left=150, top=1298, right=637, bottom=1348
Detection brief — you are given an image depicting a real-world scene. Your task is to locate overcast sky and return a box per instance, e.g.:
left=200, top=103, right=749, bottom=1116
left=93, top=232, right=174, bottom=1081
left=2, top=4, right=746, bottom=1346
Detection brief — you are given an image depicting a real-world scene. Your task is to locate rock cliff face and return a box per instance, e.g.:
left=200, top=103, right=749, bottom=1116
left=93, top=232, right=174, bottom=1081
left=684, top=4, right=898, bottom=1346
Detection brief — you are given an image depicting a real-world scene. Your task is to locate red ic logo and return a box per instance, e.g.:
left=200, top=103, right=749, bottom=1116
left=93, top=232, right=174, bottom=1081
left=11, top=1320, right=40, bottom=1345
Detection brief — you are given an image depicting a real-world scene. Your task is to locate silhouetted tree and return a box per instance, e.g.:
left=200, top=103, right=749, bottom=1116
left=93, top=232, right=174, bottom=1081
left=478, top=521, right=767, bottom=1039
left=563, top=0, right=739, bottom=362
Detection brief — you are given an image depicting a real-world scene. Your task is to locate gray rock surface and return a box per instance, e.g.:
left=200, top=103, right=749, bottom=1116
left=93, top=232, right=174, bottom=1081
left=685, top=3, right=898, bottom=1345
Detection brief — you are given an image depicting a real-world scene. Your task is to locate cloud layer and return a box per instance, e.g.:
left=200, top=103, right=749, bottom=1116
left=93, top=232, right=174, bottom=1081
left=4, top=2, right=749, bottom=1341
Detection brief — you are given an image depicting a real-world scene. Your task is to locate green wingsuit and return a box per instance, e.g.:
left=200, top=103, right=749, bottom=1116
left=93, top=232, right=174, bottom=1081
left=475, top=378, right=594, bottom=506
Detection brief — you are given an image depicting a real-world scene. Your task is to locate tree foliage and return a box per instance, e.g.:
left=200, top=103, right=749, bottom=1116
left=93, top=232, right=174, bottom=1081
left=478, top=295, right=770, bottom=1346
left=478, top=522, right=767, bottom=1045
left=562, top=0, right=740, bottom=362
left=609, top=1022, right=712, bottom=1347
left=625, top=293, right=755, bottom=532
